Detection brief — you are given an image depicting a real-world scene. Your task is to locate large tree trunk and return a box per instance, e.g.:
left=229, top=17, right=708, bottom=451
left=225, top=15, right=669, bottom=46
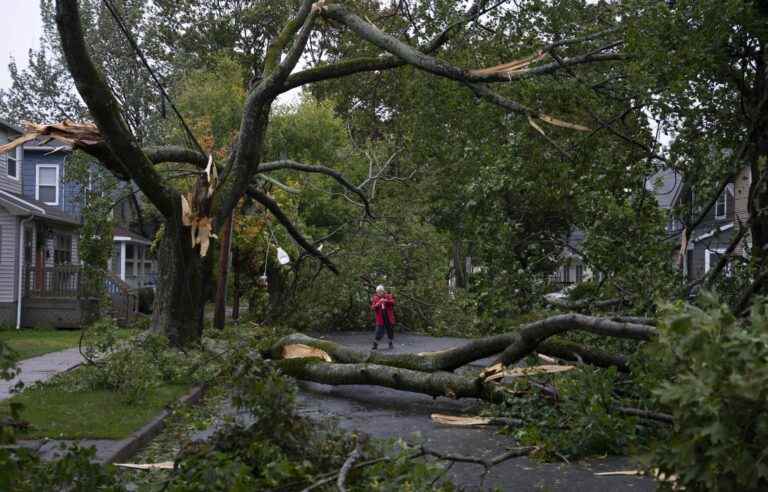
left=451, top=240, right=467, bottom=289
left=276, top=360, right=510, bottom=403
left=270, top=315, right=654, bottom=372
left=232, top=246, right=241, bottom=320
left=151, top=217, right=211, bottom=346
left=213, top=213, right=234, bottom=330
left=269, top=314, right=656, bottom=403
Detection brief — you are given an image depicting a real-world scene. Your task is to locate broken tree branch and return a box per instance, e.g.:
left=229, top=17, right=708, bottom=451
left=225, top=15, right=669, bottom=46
left=537, top=340, right=630, bottom=373
left=337, top=435, right=365, bottom=492
left=275, top=359, right=511, bottom=402
left=258, top=159, right=374, bottom=218
left=54, top=0, right=176, bottom=216
left=269, top=315, right=655, bottom=373
left=421, top=445, right=537, bottom=469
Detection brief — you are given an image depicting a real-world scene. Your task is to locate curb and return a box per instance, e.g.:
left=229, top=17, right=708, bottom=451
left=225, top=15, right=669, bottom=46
left=106, top=384, right=207, bottom=463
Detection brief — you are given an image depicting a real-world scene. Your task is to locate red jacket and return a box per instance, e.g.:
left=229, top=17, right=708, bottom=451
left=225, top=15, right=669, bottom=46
left=371, top=293, right=396, bottom=326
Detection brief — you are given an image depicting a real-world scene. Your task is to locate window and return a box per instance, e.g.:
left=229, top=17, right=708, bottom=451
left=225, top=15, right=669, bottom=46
left=5, top=147, right=20, bottom=179
left=54, top=234, right=72, bottom=265
left=36, top=165, right=59, bottom=205
left=715, top=193, right=727, bottom=219
left=715, top=184, right=734, bottom=220
left=575, top=263, right=584, bottom=283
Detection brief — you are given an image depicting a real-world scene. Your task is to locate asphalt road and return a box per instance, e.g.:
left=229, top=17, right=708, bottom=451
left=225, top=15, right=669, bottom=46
left=294, top=331, right=656, bottom=492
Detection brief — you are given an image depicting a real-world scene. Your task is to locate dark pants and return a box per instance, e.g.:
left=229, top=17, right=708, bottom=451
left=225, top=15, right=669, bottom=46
left=374, top=318, right=394, bottom=341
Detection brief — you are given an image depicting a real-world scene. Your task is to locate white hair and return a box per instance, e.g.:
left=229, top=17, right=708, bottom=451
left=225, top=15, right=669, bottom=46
left=376, top=285, right=385, bottom=293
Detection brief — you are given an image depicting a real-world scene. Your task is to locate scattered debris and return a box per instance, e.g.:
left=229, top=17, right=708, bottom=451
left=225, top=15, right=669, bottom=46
left=114, top=462, right=175, bottom=470
left=470, top=51, right=547, bottom=77
left=0, top=121, right=102, bottom=154
left=483, top=363, right=575, bottom=382
left=431, top=414, right=495, bottom=426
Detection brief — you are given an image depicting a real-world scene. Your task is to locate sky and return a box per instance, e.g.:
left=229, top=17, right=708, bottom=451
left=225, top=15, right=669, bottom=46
left=0, top=1, right=43, bottom=90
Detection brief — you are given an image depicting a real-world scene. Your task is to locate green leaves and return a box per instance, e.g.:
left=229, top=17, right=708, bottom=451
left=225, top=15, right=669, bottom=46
left=649, top=296, right=768, bottom=490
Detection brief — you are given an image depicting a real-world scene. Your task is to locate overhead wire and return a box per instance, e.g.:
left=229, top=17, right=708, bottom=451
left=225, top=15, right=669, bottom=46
left=101, top=0, right=206, bottom=156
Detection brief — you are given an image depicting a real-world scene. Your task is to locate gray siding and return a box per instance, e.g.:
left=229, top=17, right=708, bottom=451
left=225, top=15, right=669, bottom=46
left=0, top=212, right=19, bottom=302
left=22, top=150, right=82, bottom=220
left=0, top=129, right=23, bottom=195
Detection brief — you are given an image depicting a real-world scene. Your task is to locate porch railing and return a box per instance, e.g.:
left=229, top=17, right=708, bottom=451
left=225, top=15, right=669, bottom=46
left=24, top=264, right=84, bottom=298
left=23, top=265, right=139, bottom=320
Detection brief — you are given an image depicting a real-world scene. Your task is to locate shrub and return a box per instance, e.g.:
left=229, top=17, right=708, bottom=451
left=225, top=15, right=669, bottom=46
left=649, top=295, right=768, bottom=491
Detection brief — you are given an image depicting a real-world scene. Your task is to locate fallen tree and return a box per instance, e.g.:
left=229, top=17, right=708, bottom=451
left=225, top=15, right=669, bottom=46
left=265, top=313, right=657, bottom=407
left=268, top=314, right=654, bottom=374
left=275, top=359, right=512, bottom=402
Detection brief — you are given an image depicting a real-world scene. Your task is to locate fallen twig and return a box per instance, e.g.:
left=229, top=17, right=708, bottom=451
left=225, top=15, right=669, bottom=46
left=337, top=435, right=365, bottom=492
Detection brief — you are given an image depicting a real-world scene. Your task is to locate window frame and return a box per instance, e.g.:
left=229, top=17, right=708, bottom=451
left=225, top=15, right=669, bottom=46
left=714, top=184, right=734, bottom=220
left=5, top=146, right=20, bottom=180
left=704, top=248, right=732, bottom=277
left=36, top=164, right=60, bottom=205
left=54, top=233, right=73, bottom=265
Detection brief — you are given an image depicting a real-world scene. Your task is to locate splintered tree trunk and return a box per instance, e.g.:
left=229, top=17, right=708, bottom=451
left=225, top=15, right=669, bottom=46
left=151, top=217, right=210, bottom=346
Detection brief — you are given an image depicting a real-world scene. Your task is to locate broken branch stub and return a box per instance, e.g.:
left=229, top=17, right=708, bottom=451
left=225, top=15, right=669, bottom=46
left=181, top=159, right=219, bottom=257
left=281, top=343, right=333, bottom=362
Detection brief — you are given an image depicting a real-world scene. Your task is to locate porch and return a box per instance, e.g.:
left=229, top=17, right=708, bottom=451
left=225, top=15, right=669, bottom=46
left=22, top=264, right=139, bottom=327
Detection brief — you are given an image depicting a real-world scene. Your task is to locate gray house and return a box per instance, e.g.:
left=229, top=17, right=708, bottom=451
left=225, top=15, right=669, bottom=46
left=0, top=119, right=151, bottom=328
left=649, top=166, right=750, bottom=280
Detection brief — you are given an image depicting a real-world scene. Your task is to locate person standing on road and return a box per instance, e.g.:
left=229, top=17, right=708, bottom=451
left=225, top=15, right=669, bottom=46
left=371, top=285, right=396, bottom=350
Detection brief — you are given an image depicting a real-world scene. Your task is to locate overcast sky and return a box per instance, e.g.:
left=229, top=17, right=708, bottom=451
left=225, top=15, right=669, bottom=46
left=0, top=1, right=43, bottom=90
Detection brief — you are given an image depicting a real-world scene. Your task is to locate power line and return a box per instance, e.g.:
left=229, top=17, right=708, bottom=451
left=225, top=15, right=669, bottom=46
left=101, top=0, right=205, bottom=156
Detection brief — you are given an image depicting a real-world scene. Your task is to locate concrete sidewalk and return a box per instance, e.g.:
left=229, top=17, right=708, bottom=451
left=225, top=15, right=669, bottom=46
left=0, top=348, right=84, bottom=400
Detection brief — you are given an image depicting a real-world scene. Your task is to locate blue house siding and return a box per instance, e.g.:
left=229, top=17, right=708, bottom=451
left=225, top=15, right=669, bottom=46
left=22, top=150, right=82, bottom=220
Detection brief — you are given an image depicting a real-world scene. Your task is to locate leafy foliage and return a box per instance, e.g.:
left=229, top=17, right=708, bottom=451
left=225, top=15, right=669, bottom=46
left=648, top=296, right=768, bottom=491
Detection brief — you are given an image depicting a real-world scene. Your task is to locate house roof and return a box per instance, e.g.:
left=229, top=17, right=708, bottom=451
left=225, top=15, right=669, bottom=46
left=113, top=226, right=152, bottom=244
left=0, top=189, right=81, bottom=226
left=0, top=118, right=22, bottom=136
left=647, top=169, right=683, bottom=210
left=23, top=136, right=73, bottom=152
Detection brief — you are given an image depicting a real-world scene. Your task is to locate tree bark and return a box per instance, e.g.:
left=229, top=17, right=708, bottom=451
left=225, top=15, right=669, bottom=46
left=232, top=246, right=241, bottom=320
left=276, top=359, right=509, bottom=403
left=269, top=314, right=654, bottom=373
left=151, top=216, right=211, bottom=346
left=452, top=240, right=467, bottom=289
left=213, top=212, right=234, bottom=330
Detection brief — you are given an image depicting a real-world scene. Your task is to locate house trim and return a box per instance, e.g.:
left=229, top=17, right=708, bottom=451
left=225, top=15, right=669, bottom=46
left=704, top=248, right=729, bottom=275
left=120, top=242, right=126, bottom=281
left=114, top=235, right=152, bottom=245
left=0, top=189, right=46, bottom=214
left=35, top=164, right=60, bottom=206
left=693, top=222, right=734, bottom=242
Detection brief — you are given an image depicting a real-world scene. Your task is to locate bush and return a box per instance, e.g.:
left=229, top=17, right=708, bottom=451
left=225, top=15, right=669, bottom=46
left=649, top=295, right=768, bottom=491
left=136, top=288, right=155, bottom=314
left=53, top=318, right=214, bottom=404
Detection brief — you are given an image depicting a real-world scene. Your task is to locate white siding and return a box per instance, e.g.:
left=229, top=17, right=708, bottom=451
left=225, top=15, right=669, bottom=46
left=0, top=212, right=19, bottom=302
